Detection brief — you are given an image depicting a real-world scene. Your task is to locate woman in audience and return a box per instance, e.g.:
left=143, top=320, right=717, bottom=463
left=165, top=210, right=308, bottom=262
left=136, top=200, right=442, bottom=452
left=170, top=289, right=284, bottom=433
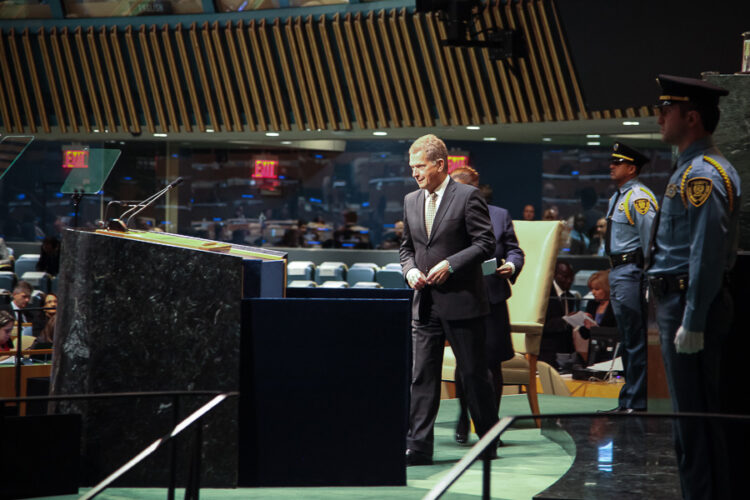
left=31, top=293, right=56, bottom=347
left=574, top=270, right=616, bottom=363
left=0, top=310, right=15, bottom=351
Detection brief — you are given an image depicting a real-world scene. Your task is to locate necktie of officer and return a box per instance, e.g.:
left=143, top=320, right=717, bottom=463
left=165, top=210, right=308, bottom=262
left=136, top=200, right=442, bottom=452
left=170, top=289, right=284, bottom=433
left=425, top=192, right=438, bottom=238
left=604, top=190, right=620, bottom=255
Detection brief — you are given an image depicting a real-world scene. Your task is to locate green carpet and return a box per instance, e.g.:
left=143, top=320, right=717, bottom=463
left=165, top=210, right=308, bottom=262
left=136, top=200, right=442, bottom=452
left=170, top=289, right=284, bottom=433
left=41, top=394, right=616, bottom=500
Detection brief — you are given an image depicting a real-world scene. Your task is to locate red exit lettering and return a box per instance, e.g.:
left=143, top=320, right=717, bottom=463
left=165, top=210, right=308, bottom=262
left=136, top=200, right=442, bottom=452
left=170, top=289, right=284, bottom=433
left=252, top=159, right=278, bottom=179
left=63, top=149, right=89, bottom=169
left=447, top=155, right=469, bottom=173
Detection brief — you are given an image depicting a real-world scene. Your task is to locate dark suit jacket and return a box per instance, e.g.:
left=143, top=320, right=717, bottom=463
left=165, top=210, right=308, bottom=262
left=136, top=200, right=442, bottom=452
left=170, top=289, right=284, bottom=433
left=400, top=178, right=495, bottom=321
left=484, top=205, right=525, bottom=304
left=579, top=299, right=616, bottom=340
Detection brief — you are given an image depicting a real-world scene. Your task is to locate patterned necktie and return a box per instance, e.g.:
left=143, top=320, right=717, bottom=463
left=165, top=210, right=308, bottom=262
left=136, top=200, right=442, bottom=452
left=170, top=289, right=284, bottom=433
left=425, top=192, right=437, bottom=238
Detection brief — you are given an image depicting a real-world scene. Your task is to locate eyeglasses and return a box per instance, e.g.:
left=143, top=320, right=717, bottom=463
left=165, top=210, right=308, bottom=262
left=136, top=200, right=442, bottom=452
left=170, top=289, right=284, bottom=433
left=610, top=159, right=628, bottom=165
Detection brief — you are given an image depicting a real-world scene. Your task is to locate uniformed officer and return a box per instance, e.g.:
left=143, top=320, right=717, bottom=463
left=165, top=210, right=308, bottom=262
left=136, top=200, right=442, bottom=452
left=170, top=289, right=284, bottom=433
left=605, top=142, right=655, bottom=412
left=648, top=74, right=741, bottom=500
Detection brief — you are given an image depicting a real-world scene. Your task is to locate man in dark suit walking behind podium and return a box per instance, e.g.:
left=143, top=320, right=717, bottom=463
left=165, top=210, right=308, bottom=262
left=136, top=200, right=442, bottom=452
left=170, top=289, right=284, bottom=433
left=400, top=134, right=498, bottom=466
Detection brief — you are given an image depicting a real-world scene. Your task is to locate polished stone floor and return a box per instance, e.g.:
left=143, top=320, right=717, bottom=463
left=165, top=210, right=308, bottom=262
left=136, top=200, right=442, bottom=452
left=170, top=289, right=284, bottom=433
left=537, top=415, right=681, bottom=499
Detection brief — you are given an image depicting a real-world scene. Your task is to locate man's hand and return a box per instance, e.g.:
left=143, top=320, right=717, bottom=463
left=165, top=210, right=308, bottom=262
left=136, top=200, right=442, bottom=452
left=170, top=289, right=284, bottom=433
left=496, top=262, right=514, bottom=278
left=406, top=268, right=428, bottom=290
left=674, top=325, right=704, bottom=354
left=426, top=260, right=451, bottom=286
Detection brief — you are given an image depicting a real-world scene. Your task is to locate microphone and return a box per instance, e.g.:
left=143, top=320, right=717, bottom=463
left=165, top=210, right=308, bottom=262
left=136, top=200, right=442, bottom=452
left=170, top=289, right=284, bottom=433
left=108, top=177, right=183, bottom=231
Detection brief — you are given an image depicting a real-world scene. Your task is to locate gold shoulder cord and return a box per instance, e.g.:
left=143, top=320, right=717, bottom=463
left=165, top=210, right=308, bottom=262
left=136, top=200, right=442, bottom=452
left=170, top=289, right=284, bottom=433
left=680, top=165, right=693, bottom=208
left=639, top=187, right=659, bottom=211
left=622, top=190, right=634, bottom=225
left=703, top=156, right=735, bottom=213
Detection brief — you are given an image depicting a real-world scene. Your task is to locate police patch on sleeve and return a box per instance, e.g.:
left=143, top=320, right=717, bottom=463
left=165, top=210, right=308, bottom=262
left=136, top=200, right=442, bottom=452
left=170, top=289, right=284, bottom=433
left=633, top=198, right=651, bottom=215
left=685, top=177, right=713, bottom=207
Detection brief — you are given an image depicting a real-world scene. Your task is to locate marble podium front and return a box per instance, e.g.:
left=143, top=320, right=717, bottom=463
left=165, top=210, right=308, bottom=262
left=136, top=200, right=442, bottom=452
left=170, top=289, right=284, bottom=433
left=50, top=229, right=285, bottom=487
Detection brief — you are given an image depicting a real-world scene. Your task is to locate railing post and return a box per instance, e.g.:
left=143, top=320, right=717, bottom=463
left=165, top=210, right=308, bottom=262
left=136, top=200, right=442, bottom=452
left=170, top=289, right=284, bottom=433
left=168, top=394, right=179, bottom=500
left=185, top=419, right=203, bottom=500
left=482, top=457, right=491, bottom=500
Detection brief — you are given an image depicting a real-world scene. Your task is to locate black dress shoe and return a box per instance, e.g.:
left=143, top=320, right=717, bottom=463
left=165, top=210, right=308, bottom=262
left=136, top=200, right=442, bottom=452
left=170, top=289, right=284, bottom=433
left=405, top=449, right=433, bottom=466
left=481, top=447, right=498, bottom=460
left=455, top=414, right=469, bottom=444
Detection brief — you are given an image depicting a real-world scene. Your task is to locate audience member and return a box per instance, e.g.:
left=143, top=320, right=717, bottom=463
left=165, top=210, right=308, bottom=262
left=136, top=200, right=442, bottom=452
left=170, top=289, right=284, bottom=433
left=0, top=310, right=14, bottom=351
left=573, top=270, right=616, bottom=363
left=379, top=220, right=404, bottom=250
left=539, top=262, right=581, bottom=370
left=542, top=207, right=559, bottom=221
left=0, top=237, right=12, bottom=270
left=333, top=210, right=371, bottom=249
left=589, top=217, right=607, bottom=256
left=36, top=236, right=61, bottom=276
left=30, top=293, right=56, bottom=361
left=568, top=213, right=590, bottom=254
left=0, top=281, right=35, bottom=337
left=522, top=204, right=535, bottom=221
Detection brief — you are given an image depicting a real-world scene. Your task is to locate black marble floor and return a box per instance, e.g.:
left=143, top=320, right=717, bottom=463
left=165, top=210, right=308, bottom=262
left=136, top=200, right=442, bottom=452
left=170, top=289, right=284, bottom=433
left=537, top=416, right=681, bottom=499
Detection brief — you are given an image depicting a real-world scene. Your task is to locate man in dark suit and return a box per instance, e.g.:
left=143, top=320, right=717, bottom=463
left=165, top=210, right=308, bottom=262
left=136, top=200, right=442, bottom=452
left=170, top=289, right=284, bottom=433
left=450, top=169, right=525, bottom=444
left=400, top=134, right=498, bottom=466
left=0, top=280, right=34, bottom=337
left=539, top=262, right=581, bottom=369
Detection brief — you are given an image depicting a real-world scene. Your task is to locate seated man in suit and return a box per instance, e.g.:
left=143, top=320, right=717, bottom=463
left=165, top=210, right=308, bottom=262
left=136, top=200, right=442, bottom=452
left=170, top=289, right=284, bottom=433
left=0, top=281, right=35, bottom=337
left=539, top=262, right=580, bottom=370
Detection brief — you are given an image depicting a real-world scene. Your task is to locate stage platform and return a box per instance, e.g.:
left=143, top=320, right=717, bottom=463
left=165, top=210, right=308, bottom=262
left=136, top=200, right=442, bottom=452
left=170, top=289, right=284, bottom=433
left=38, top=394, right=687, bottom=500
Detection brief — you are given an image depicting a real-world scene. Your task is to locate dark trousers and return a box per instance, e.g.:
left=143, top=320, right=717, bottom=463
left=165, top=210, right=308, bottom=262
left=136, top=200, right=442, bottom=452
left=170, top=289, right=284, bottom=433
left=407, top=305, right=498, bottom=455
left=609, top=263, right=648, bottom=410
left=654, top=286, right=732, bottom=500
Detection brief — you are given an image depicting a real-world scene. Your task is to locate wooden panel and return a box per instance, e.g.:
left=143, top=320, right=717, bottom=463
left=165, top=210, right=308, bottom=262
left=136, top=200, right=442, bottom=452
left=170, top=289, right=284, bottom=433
left=150, top=26, right=180, bottom=133
left=295, top=18, right=325, bottom=130
left=188, top=23, right=218, bottom=132
left=86, top=27, right=116, bottom=133
left=379, top=11, right=412, bottom=128
left=535, top=0, right=574, bottom=120
left=138, top=26, right=168, bottom=133
left=174, top=24, right=203, bottom=132
left=224, top=21, right=255, bottom=132
left=547, top=0, right=587, bottom=118
left=464, top=21, right=495, bottom=124
left=307, top=16, right=339, bottom=130
left=99, top=27, right=130, bottom=133
left=514, top=1, right=552, bottom=121
left=502, top=3, right=539, bottom=122
left=0, top=30, right=24, bottom=132
left=49, top=28, right=78, bottom=133
left=8, top=30, right=35, bottom=133
left=211, top=22, right=242, bottom=132
left=479, top=7, right=514, bottom=123
left=284, top=18, right=314, bottom=130
left=317, top=15, right=350, bottom=130
left=244, top=20, right=275, bottom=131
left=256, top=20, right=288, bottom=131
left=434, top=17, right=470, bottom=125
left=332, top=13, right=367, bottom=129
left=22, top=29, right=50, bottom=133
left=397, top=10, right=431, bottom=127
left=201, top=22, right=232, bottom=132
left=342, top=14, right=375, bottom=129
left=72, top=27, right=103, bottom=133
left=353, top=12, right=388, bottom=128
left=110, top=27, right=140, bottom=134
left=447, top=32, right=482, bottom=125
left=61, top=28, right=91, bottom=132
left=366, top=12, right=399, bottom=128
left=424, top=13, right=459, bottom=126
left=273, top=19, right=305, bottom=131
left=124, top=26, right=153, bottom=133
left=0, top=32, right=11, bottom=132
left=413, top=13, right=446, bottom=126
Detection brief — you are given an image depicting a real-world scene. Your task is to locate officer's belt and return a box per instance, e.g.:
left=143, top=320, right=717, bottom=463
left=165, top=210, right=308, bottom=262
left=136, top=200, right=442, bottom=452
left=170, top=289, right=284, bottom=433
left=609, top=250, right=644, bottom=269
left=648, top=274, right=689, bottom=298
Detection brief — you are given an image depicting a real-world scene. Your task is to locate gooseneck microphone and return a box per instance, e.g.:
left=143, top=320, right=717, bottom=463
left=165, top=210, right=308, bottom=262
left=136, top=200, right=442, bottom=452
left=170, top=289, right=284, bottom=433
left=108, top=177, right=183, bottom=231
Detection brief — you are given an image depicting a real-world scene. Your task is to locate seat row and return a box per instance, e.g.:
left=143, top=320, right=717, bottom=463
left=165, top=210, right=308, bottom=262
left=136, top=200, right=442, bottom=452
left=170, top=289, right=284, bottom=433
left=287, top=261, right=407, bottom=288
left=0, top=253, right=57, bottom=295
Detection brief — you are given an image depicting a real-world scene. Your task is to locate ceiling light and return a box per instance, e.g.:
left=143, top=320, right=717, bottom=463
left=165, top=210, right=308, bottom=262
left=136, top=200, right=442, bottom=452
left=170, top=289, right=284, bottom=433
left=586, top=134, right=600, bottom=138
left=623, top=121, right=640, bottom=126
left=373, top=131, right=387, bottom=136
left=205, top=128, right=215, bottom=133
left=266, top=132, right=279, bottom=137
left=466, top=126, right=480, bottom=130
left=153, top=133, right=168, bottom=137
left=587, top=141, right=601, bottom=146
left=483, top=137, right=497, bottom=141
left=542, top=137, right=552, bottom=142
left=281, top=141, right=292, bottom=145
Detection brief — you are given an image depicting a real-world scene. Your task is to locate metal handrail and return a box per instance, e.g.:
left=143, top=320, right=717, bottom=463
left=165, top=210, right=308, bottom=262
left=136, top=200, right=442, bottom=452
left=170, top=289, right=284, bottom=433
left=423, top=411, right=750, bottom=500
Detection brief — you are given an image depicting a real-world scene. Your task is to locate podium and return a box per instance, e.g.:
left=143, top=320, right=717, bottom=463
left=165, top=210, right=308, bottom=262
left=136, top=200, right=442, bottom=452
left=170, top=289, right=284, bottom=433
left=50, top=228, right=285, bottom=486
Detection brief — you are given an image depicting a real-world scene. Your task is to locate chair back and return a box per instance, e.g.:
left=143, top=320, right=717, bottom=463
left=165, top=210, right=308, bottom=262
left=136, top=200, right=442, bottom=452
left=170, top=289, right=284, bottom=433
left=14, top=254, right=39, bottom=278
left=506, top=221, right=563, bottom=355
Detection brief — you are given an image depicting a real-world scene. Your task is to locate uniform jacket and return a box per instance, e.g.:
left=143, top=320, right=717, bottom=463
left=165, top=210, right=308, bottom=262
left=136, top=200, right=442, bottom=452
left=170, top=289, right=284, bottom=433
left=400, top=177, right=495, bottom=321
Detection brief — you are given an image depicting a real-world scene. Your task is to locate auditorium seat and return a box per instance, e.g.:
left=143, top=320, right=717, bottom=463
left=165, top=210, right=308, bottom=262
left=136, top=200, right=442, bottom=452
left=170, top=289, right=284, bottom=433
left=287, top=261, right=315, bottom=283
left=314, top=262, right=347, bottom=284
left=375, top=268, right=406, bottom=289
left=21, top=271, right=51, bottom=294
left=0, top=271, right=16, bottom=291
left=288, top=280, right=317, bottom=288
left=347, top=263, right=378, bottom=286
left=14, top=254, right=39, bottom=279
left=319, top=280, right=349, bottom=288
left=50, top=276, right=59, bottom=294
left=352, top=281, right=382, bottom=288
left=384, top=262, right=402, bottom=270
left=0, top=290, right=10, bottom=305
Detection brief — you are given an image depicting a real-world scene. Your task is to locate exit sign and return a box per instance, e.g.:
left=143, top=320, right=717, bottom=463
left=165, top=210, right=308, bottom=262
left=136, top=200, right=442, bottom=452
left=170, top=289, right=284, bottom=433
left=63, top=148, right=89, bottom=169
left=252, top=159, right=279, bottom=179
left=447, top=155, right=469, bottom=173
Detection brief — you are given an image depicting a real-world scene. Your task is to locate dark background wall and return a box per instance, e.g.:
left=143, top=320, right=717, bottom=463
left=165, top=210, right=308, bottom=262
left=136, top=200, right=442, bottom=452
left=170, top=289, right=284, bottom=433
left=557, top=0, right=750, bottom=110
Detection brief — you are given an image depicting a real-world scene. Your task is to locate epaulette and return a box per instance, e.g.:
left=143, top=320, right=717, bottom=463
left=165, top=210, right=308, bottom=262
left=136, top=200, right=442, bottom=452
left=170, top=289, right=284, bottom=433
left=680, top=155, right=735, bottom=210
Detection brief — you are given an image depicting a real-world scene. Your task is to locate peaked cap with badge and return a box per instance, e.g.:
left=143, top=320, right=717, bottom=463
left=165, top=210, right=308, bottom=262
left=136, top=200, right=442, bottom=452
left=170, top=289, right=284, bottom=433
left=656, top=74, right=729, bottom=108
left=611, top=142, right=650, bottom=168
